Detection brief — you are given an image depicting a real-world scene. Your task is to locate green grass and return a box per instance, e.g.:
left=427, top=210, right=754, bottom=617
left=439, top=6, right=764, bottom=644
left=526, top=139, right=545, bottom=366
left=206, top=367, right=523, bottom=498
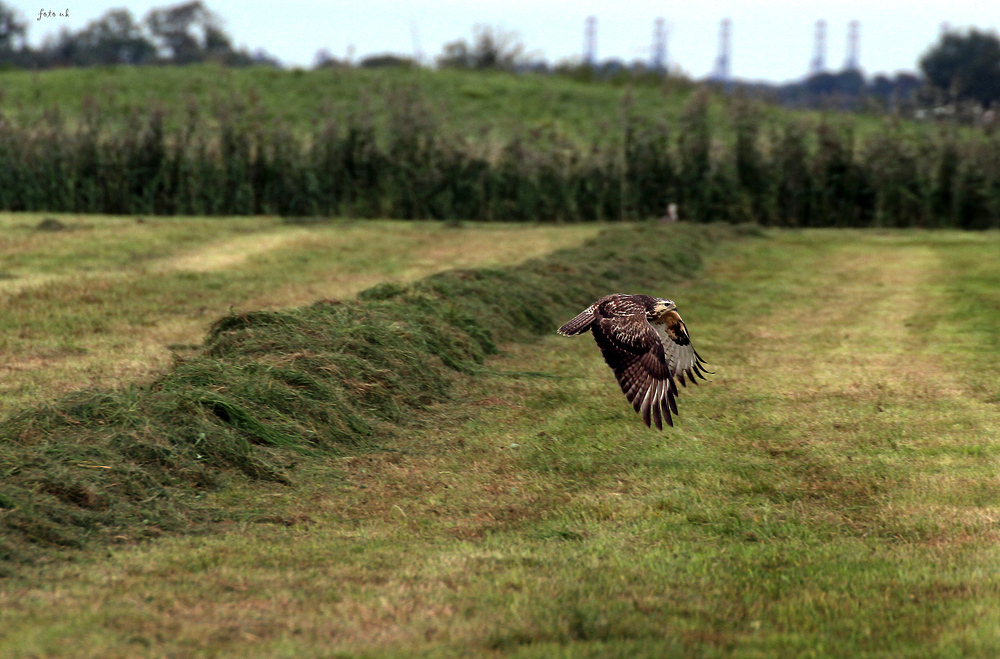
left=0, top=65, right=692, bottom=141
left=0, top=64, right=915, bottom=146
left=6, top=66, right=994, bottom=228
left=0, top=212, right=600, bottom=412
left=3, top=226, right=1000, bottom=656
left=0, top=219, right=732, bottom=568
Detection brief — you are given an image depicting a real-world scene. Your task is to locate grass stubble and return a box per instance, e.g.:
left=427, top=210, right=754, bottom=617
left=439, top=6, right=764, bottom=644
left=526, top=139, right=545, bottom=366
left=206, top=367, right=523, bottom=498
left=0, top=218, right=722, bottom=564
left=0, top=213, right=600, bottom=413
left=2, top=225, right=1000, bottom=656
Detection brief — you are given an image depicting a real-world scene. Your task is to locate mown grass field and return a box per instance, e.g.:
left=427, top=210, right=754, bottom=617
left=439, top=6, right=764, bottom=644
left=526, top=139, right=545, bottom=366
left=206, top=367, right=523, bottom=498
left=3, top=221, right=1000, bottom=656
left=0, top=213, right=600, bottom=414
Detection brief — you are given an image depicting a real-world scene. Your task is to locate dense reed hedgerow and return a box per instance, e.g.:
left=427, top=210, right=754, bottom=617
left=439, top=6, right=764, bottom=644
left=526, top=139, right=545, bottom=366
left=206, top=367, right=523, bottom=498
left=1, top=85, right=998, bottom=227
left=0, top=222, right=746, bottom=569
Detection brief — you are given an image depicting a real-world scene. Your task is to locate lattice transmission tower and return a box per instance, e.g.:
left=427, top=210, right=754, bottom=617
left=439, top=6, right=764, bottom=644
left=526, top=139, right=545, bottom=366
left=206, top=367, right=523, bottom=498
left=710, top=18, right=731, bottom=83
left=652, top=18, right=667, bottom=72
left=844, top=20, right=860, bottom=71
left=584, top=16, right=597, bottom=66
left=809, top=19, right=827, bottom=75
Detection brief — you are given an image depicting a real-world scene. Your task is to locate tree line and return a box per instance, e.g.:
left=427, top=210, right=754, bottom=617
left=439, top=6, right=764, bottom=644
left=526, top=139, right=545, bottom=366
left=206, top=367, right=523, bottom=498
left=358, top=24, right=1000, bottom=114
left=0, top=1, right=277, bottom=68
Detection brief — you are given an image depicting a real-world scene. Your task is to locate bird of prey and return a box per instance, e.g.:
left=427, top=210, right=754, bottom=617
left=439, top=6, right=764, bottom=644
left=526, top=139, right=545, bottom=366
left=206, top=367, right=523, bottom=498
left=557, top=294, right=709, bottom=429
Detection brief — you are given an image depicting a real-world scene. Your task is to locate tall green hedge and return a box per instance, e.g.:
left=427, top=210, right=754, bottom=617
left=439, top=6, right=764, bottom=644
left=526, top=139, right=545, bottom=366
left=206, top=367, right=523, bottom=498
left=1, top=90, right=998, bottom=227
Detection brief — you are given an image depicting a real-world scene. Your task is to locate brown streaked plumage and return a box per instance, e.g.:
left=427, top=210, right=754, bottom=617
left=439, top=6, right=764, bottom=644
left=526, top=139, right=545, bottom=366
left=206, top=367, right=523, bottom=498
left=557, top=293, right=710, bottom=430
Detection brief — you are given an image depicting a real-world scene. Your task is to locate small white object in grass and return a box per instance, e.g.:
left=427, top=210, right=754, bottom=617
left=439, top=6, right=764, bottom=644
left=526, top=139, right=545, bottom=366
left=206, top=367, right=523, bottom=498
left=509, top=442, right=520, bottom=449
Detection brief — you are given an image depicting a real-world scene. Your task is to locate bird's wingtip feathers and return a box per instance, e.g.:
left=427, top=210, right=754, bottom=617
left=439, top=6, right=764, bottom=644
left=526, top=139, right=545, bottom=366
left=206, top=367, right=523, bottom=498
left=557, top=309, right=597, bottom=336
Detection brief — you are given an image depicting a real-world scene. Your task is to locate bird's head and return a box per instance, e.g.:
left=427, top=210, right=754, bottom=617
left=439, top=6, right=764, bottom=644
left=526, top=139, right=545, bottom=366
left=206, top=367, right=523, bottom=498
left=650, top=298, right=677, bottom=320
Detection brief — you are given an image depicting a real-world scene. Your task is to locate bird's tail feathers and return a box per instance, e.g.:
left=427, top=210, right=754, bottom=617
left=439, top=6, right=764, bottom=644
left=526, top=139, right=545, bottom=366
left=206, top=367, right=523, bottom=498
left=557, top=310, right=596, bottom=336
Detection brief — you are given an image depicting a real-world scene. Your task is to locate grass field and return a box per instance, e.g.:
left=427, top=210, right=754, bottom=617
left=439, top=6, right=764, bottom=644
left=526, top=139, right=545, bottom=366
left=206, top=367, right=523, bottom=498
left=3, top=223, right=1000, bottom=656
left=0, top=65, right=697, bottom=141
left=0, top=213, right=600, bottom=414
left=7, top=66, right=994, bottom=230
left=0, top=64, right=908, bottom=145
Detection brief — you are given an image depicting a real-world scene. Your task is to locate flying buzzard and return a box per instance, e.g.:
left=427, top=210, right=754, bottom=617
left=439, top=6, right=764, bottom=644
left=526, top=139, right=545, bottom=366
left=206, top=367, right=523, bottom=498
left=558, top=294, right=709, bottom=430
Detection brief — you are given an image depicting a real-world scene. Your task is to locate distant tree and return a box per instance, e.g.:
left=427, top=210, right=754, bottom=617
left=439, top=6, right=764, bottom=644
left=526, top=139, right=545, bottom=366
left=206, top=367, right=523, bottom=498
left=869, top=73, right=922, bottom=105
left=0, top=1, right=29, bottom=66
left=920, top=28, right=1000, bottom=105
left=470, top=25, right=524, bottom=70
left=437, top=39, right=472, bottom=69
left=145, top=1, right=244, bottom=64
left=835, top=69, right=865, bottom=95
left=895, top=73, right=922, bottom=93
left=0, top=1, right=25, bottom=49
left=249, top=47, right=281, bottom=68
left=359, top=54, right=416, bottom=69
left=870, top=74, right=895, bottom=98
left=437, top=25, right=526, bottom=71
left=804, top=70, right=865, bottom=96
left=54, top=9, right=157, bottom=65
left=313, top=48, right=347, bottom=69
left=597, top=58, right=627, bottom=77
left=0, top=0, right=275, bottom=69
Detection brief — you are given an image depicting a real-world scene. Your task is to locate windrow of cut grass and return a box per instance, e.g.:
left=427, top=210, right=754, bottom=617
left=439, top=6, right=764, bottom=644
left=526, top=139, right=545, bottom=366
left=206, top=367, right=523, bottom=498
left=0, top=221, right=749, bottom=570
left=0, top=215, right=600, bottom=413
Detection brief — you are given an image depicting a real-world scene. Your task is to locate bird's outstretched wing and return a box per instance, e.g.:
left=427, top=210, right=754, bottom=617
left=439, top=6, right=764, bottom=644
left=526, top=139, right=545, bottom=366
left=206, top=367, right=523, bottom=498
left=590, top=312, right=678, bottom=429
left=557, top=303, right=600, bottom=336
left=651, top=309, right=711, bottom=389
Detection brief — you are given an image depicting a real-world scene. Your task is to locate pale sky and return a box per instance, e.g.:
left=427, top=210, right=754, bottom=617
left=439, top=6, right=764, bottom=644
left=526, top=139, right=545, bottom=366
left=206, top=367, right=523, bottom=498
left=13, top=1, right=1000, bottom=82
